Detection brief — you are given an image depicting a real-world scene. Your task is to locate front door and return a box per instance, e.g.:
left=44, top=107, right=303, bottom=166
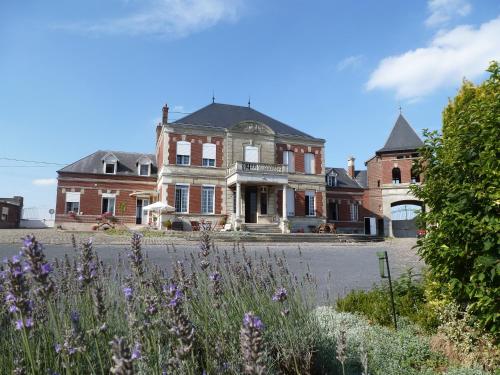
left=245, top=187, right=257, bottom=223
left=136, top=199, right=149, bottom=225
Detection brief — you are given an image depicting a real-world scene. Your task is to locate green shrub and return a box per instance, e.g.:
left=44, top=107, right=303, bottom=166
left=315, top=307, right=445, bottom=375
left=336, top=269, right=439, bottom=332
left=411, top=62, right=500, bottom=337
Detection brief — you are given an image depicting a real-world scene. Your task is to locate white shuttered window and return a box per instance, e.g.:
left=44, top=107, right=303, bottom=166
left=202, top=143, right=216, bottom=167
left=283, top=151, right=295, bottom=172
left=304, top=153, right=315, bottom=174
left=176, top=141, right=191, bottom=165
left=65, top=192, right=80, bottom=214
left=244, top=146, right=259, bottom=163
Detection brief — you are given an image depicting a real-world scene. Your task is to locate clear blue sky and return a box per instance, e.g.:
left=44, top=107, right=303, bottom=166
left=1, top=0, right=499, bottom=218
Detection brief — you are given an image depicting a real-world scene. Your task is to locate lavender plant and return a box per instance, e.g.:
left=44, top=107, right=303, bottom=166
left=0, top=233, right=487, bottom=374
left=240, top=312, right=266, bottom=375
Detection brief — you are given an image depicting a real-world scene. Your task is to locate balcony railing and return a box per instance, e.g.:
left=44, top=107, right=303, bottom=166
left=227, top=161, right=287, bottom=176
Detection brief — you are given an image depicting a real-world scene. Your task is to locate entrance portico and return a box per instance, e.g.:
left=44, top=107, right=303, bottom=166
left=227, top=161, right=289, bottom=232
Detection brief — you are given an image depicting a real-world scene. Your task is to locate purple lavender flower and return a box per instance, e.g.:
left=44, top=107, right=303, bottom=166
left=23, top=237, right=32, bottom=248
left=15, top=319, right=24, bottom=330
left=168, top=289, right=184, bottom=307
left=272, top=287, right=288, bottom=303
left=40, top=263, right=53, bottom=275
left=4, top=253, right=34, bottom=330
left=209, top=272, right=222, bottom=282
left=123, top=286, right=133, bottom=301
left=55, top=344, right=62, bottom=353
left=243, top=312, right=265, bottom=331
left=131, top=342, right=142, bottom=360
left=21, top=235, right=54, bottom=296
left=70, top=311, right=80, bottom=324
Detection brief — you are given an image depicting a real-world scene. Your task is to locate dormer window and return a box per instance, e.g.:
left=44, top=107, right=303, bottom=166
left=102, top=152, right=118, bottom=175
left=105, top=163, right=116, bottom=174
left=327, top=174, right=337, bottom=187
left=136, top=155, right=152, bottom=176
left=139, top=164, right=150, bottom=176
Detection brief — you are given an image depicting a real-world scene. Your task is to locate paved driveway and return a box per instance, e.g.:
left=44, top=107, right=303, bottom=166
left=0, top=238, right=422, bottom=304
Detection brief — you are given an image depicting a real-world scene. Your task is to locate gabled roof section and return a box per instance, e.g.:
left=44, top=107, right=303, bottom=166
left=325, top=167, right=365, bottom=189
left=58, top=150, right=157, bottom=177
left=377, top=114, right=423, bottom=154
left=172, top=103, right=318, bottom=140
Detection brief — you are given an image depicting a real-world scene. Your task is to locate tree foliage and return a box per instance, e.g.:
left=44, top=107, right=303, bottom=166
left=411, top=61, right=500, bottom=338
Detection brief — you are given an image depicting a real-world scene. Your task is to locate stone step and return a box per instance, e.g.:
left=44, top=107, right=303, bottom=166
left=241, top=223, right=281, bottom=233
left=204, top=233, right=385, bottom=243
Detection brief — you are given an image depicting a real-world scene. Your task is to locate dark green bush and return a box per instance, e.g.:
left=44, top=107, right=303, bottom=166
left=336, top=270, right=439, bottom=332
left=410, top=61, right=500, bottom=337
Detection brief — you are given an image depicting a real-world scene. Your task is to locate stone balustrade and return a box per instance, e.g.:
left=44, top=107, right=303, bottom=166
left=226, top=161, right=287, bottom=176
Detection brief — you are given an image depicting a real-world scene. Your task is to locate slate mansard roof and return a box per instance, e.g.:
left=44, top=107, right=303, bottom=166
left=325, top=167, right=367, bottom=189
left=172, top=103, right=319, bottom=140
left=376, top=114, right=424, bottom=154
left=58, top=150, right=157, bottom=177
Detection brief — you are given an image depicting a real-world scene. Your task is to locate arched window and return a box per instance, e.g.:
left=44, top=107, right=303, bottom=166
left=392, top=168, right=401, bottom=184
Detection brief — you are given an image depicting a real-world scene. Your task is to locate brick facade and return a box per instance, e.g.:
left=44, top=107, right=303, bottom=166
left=0, top=197, right=23, bottom=229
left=168, top=133, right=224, bottom=167
left=55, top=173, right=156, bottom=227
left=276, top=143, right=322, bottom=175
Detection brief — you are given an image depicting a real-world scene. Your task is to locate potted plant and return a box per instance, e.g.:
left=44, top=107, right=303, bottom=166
left=162, top=219, right=172, bottom=230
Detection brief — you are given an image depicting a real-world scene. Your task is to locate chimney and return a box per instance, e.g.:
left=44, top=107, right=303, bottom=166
left=162, top=103, right=169, bottom=125
left=156, top=122, right=162, bottom=142
left=347, top=156, right=355, bottom=178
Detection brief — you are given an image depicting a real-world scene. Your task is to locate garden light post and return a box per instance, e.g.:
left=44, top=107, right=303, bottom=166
left=377, top=251, right=397, bottom=330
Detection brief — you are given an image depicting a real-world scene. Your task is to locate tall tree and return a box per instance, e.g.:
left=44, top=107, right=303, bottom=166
left=411, top=62, right=500, bottom=337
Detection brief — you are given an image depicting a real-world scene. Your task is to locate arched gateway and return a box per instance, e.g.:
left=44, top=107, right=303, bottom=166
left=390, top=200, right=423, bottom=237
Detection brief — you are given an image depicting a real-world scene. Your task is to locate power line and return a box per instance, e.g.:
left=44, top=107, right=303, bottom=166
left=0, top=165, right=54, bottom=168
left=0, top=157, right=67, bottom=166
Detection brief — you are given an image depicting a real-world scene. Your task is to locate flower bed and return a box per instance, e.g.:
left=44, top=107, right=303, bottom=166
left=0, top=233, right=495, bottom=374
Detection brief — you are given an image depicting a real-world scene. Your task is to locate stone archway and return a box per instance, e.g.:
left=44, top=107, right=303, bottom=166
left=390, top=200, right=423, bottom=238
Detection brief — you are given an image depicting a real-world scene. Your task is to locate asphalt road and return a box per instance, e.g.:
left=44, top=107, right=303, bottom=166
left=0, top=239, right=422, bottom=304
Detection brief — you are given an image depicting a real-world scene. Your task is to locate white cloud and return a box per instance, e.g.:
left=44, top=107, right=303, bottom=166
left=425, top=0, right=471, bottom=27
left=58, top=0, right=244, bottom=38
left=366, top=16, right=500, bottom=100
left=171, top=105, right=185, bottom=112
left=32, top=178, right=57, bottom=186
left=336, top=55, right=364, bottom=71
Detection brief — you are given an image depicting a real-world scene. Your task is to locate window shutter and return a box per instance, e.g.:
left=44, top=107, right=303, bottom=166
left=304, top=153, right=315, bottom=174
left=309, top=154, right=315, bottom=174
left=283, top=151, right=295, bottom=172
left=66, top=192, right=80, bottom=203
left=244, top=146, right=259, bottom=163
left=177, top=141, right=191, bottom=156
left=202, top=143, right=216, bottom=159
left=286, top=188, right=295, bottom=216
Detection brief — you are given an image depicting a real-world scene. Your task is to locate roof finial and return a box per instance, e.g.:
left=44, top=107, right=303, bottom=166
left=248, top=96, right=251, bottom=108
left=212, top=90, right=215, bottom=104
left=398, top=103, right=402, bottom=114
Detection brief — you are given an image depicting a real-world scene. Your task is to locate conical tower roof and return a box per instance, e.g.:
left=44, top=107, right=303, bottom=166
left=376, top=114, right=423, bottom=154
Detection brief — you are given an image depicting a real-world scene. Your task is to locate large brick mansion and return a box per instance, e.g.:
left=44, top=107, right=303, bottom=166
left=55, top=102, right=423, bottom=236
